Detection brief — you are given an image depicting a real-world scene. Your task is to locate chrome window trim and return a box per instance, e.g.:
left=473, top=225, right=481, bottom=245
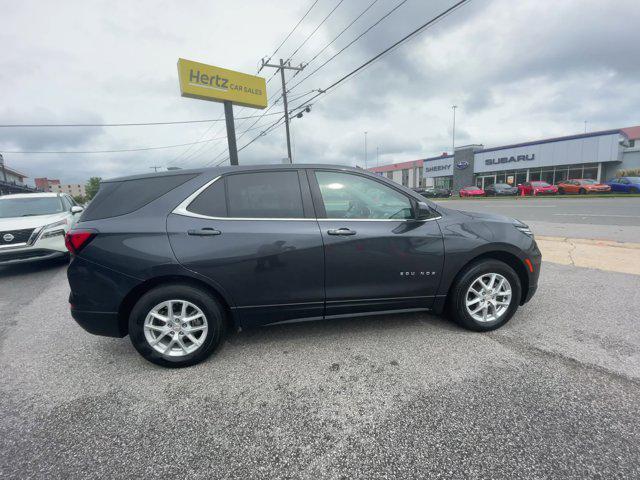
left=172, top=175, right=442, bottom=223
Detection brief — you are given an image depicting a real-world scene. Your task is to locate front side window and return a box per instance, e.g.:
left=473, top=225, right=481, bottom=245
left=315, top=171, right=413, bottom=220
left=226, top=171, right=303, bottom=219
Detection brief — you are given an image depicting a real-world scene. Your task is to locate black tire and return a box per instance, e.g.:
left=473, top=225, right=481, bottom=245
left=579, top=188, right=586, bottom=195
left=128, top=284, right=226, bottom=368
left=558, top=188, right=565, bottom=195
left=630, top=187, right=639, bottom=194
left=447, top=259, right=521, bottom=332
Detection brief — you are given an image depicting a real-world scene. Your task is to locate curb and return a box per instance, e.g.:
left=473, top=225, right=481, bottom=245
left=536, top=236, right=640, bottom=250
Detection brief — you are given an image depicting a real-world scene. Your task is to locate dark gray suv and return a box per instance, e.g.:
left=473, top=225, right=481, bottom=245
left=67, top=165, right=541, bottom=367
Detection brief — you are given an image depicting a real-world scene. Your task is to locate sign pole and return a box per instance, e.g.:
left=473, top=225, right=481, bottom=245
left=224, top=100, right=239, bottom=166
left=177, top=58, right=269, bottom=167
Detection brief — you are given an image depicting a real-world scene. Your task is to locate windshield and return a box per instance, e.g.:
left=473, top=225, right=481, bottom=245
left=494, top=184, right=511, bottom=188
left=0, top=197, right=64, bottom=218
left=531, top=181, right=550, bottom=187
left=579, top=179, right=597, bottom=184
left=625, top=177, right=640, bottom=183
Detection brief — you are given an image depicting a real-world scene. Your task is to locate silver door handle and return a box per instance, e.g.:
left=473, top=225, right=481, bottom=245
left=327, top=228, right=356, bottom=236
left=188, top=228, right=222, bottom=236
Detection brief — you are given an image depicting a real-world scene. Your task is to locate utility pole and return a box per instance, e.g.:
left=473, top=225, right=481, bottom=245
left=364, top=132, right=368, bottom=169
left=584, top=120, right=588, bottom=134
left=149, top=166, right=161, bottom=173
left=260, top=58, right=305, bottom=163
left=452, top=105, right=458, bottom=154
left=376, top=146, right=379, bottom=167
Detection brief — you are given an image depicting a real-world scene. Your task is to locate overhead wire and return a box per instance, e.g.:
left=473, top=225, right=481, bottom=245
left=235, top=0, right=472, bottom=160
left=287, top=0, right=410, bottom=93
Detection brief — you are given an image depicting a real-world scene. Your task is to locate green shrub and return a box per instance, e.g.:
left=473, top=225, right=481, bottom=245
left=616, top=168, right=640, bottom=177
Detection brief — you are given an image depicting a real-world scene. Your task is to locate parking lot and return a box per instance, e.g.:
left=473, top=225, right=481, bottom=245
left=1, top=198, right=639, bottom=479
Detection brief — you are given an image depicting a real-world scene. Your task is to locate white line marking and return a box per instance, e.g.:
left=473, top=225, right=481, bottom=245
left=552, top=213, right=639, bottom=218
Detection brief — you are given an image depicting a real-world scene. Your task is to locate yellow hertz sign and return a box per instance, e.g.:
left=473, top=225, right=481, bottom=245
left=177, top=58, right=267, bottom=109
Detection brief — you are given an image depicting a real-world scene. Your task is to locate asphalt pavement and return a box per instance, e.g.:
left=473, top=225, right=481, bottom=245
left=433, top=197, right=640, bottom=242
left=1, top=256, right=639, bottom=479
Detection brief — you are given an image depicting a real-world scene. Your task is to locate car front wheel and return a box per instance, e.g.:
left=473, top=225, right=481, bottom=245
left=448, top=260, right=521, bottom=331
left=128, top=284, right=226, bottom=368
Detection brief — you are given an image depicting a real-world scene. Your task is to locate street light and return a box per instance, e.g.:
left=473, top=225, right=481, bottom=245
left=364, top=131, right=368, bottom=169
left=452, top=105, right=458, bottom=154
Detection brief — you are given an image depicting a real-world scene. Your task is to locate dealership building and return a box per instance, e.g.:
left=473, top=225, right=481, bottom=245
left=369, top=126, right=640, bottom=191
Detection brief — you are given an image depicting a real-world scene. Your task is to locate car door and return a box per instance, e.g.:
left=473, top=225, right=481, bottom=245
left=309, top=169, right=444, bottom=316
left=167, top=170, right=325, bottom=327
left=605, top=179, right=615, bottom=192
left=618, top=178, right=630, bottom=192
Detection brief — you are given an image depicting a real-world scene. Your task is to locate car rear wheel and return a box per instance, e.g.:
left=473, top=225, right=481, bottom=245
left=448, top=259, right=521, bottom=332
left=579, top=188, right=586, bottom=194
left=128, top=284, right=226, bottom=368
left=558, top=188, right=565, bottom=195
left=630, top=187, right=639, bottom=194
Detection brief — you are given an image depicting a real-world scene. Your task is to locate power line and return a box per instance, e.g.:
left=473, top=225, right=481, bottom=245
left=284, top=0, right=345, bottom=63
left=210, top=115, right=287, bottom=167
left=260, top=0, right=320, bottom=68
left=288, top=0, right=410, bottom=93
left=292, top=0, right=472, bottom=110
left=178, top=88, right=285, bottom=167
left=0, top=123, right=268, bottom=154
left=0, top=111, right=287, bottom=128
left=295, top=0, right=380, bottom=74
left=237, top=1, right=472, bottom=160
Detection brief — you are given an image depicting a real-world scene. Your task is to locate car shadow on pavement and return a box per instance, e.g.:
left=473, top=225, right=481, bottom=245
left=90, top=311, right=462, bottom=368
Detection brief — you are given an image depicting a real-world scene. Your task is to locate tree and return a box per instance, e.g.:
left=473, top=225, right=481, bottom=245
left=72, top=194, right=86, bottom=205
left=85, top=177, right=101, bottom=200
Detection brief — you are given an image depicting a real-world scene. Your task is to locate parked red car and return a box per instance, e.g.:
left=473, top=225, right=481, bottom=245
left=459, top=186, right=485, bottom=197
left=518, top=181, right=558, bottom=196
left=556, top=179, right=611, bottom=194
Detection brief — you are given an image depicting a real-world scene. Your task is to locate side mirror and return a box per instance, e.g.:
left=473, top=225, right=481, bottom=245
left=415, top=201, right=433, bottom=220
left=71, top=205, right=84, bottom=214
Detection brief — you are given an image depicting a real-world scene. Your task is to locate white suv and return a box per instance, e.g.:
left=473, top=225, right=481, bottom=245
left=0, top=193, right=84, bottom=266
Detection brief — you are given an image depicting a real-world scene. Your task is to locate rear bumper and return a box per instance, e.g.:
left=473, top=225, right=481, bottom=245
left=70, top=307, right=126, bottom=337
left=67, top=256, right=141, bottom=338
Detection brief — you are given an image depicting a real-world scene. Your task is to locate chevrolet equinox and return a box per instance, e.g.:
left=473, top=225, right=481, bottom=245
left=67, top=165, right=541, bottom=367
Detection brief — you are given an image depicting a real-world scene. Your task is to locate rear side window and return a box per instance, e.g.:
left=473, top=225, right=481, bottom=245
left=227, top=171, right=303, bottom=218
left=187, top=178, right=227, bottom=217
left=81, top=173, right=197, bottom=221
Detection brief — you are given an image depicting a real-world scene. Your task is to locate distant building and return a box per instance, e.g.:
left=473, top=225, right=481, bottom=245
left=35, top=177, right=86, bottom=197
left=51, top=182, right=86, bottom=198
left=34, top=177, right=61, bottom=191
left=0, top=160, right=39, bottom=195
left=369, top=125, right=640, bottom=191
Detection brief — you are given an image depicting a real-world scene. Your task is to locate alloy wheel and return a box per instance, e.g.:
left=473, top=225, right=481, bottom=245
left=143, top=300, right=208, bottom=357
left=465, top=273, right=512, bottom=323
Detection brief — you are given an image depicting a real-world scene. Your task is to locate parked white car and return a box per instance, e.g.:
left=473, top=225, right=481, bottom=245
left=0, top=193, right=83, bottom=265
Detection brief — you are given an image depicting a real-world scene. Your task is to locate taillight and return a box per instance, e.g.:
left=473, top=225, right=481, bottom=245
left=65, top=229, right=97, bottom=254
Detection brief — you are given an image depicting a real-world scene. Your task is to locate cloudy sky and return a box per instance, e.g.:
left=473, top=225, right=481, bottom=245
left=1, top=0, right=639, bottom=184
